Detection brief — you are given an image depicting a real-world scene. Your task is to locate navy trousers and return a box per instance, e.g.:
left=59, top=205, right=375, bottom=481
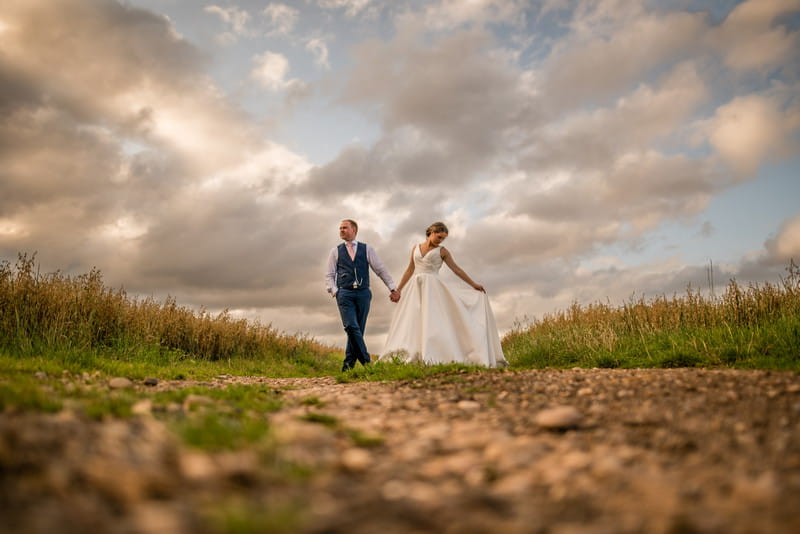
left=336, top=288, right=372, bottom=371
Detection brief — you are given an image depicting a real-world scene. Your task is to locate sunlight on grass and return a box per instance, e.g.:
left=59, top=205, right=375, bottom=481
left=503, top=261, right=800, bottom=371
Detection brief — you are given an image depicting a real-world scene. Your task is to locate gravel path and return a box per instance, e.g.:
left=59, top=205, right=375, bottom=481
left=2, top=368, right=800, bottom=533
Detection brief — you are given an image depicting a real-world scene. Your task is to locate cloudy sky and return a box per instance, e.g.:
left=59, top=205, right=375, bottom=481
left=2, top=0, right=799, bottom=350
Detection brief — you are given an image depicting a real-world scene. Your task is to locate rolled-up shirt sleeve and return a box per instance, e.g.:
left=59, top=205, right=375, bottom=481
left=366, top=245, right=396, bottom=291
left=324, top=247, right=338, bottom=295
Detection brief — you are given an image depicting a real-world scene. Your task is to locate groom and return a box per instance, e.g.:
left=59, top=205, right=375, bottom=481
left=325, top=219, right=399, bottom=371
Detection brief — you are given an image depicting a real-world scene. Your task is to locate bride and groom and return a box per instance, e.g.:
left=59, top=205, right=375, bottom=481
left=325, top=219, right=507, bottom=372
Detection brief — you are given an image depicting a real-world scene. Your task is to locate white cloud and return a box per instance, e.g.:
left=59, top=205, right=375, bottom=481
left=710, top=0, right=800, bottom=73
left=767, top=214, right=800, bottom=262
left=0, top=218, right=28, bottom=238
left=539, top=3, right=707, bottom=109
left=262, top=3, right=298, bottom=36
left=201, top=142, right=312, bottom=193
left=340, top=28, right=521, bottom=165
left=205, top=5, right=252, bottom=43
left=421, top=0, right=527, bottom=30
left=250, top=50, right=305, bottom=92
left=306, top=37, right=331, bottom=69
left=97, top=215, right=148, bottom=241
left=707, top=93, right=795, bottom=177
left=524, top=61, right=708, bottom=174
left=317, top=0, right=373, bottom=17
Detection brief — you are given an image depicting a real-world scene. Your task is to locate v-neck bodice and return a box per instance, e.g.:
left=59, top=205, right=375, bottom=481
left=414, top=245, right=443, bottom=275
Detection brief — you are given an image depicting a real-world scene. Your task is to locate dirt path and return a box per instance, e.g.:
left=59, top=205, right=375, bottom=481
left=3, top=368, right=800, bottom=533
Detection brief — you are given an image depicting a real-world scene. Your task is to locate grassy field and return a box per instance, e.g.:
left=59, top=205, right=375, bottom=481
left=503, top=260, right=800, bottom=371
left=0, top=253, right=342, bottom=377
left=2, top=253, right=800, bottom=378
left=2, top=252, right=799, bottom=421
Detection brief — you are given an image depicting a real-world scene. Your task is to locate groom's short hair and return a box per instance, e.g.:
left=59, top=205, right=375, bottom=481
left=342, top=219, right=358, bottom=232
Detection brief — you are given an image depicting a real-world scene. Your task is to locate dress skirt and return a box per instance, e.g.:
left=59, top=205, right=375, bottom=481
left=381, top=272, right=506, bottom=367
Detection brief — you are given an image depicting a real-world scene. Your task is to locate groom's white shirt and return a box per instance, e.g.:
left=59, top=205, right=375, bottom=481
left=325, top=240, right=396, bottom=296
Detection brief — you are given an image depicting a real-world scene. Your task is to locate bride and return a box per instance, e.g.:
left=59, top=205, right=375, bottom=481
left=380, top=222, right=507, bottom=367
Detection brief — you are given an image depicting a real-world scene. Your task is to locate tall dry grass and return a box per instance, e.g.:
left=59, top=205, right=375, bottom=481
left=0, top=253, right=332, bottom=362
left=503, top=261, right=800, bottom=369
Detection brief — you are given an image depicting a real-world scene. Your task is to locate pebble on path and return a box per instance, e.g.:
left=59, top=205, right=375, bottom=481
left=534, top=405, right=582, bottom=430
left=340, top=448, right=373, bottom=472
left=108, top=377, right=134, bottom=390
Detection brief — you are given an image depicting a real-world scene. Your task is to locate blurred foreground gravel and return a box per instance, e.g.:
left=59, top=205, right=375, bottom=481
left=2, top=368, right=799, bottom=533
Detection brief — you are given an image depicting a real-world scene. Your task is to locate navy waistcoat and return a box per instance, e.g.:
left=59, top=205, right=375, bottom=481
left=336, top=242, right=370, bottom=289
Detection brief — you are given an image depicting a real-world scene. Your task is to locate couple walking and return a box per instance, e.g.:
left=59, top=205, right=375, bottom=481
left=325, top=219, right=507, bottom=371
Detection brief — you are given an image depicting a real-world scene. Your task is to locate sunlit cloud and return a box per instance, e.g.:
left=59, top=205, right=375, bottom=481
left=710, top=0, right=800, bottom=72
left=766, top=215, right=800, bottom=263
left=0, top=219, right=28, bottom=238
left=707, top=93, right=797, bottom=177
left=200, top=143, right=312, bottom=194
left=250, top=50, right=306, bottom=92
left=97, top=216, right=148, bottom=241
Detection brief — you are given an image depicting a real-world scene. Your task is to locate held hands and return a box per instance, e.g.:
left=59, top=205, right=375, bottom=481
left=389, top=289, right=401, bottom=303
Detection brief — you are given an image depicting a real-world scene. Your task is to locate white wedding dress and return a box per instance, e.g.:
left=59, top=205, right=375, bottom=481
left=380, top=245, right=507, bottom=367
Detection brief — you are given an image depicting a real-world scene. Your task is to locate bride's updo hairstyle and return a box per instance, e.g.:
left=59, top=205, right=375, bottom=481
left=426, top=222, right=449, bottom=237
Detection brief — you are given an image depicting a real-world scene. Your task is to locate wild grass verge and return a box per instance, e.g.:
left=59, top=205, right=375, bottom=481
left=0, top=253, right=341, bottom=378
left=503, top=261, right=800, bottom=370
left=3, top=253, right=799, bottom=387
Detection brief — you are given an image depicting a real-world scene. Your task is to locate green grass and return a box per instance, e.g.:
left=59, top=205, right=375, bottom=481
left=299, top=396, right=326, bottom=407
left=0, top=358, right=287, bottom=426
left=172, top=412, right=272, bottom=451
left=0, top=372, right=63, bottom=413
left=336, top=359, right=491, bottom=382
left=347, top=428, right=385, bottom=448
left=155, top=384, right=284, bottom=412
left=300, top=412, right=339, bottom=427
left=503, top=316, right=800, bottom=371
left=0, top=344, right=341, bottom=382
left=299, top=409, right=385, bottom=449
left=503, top=262, right=800, bottom=371
left=203, top=498, right=306, bottom=534
left=0, top=253, right=338, bottom=367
